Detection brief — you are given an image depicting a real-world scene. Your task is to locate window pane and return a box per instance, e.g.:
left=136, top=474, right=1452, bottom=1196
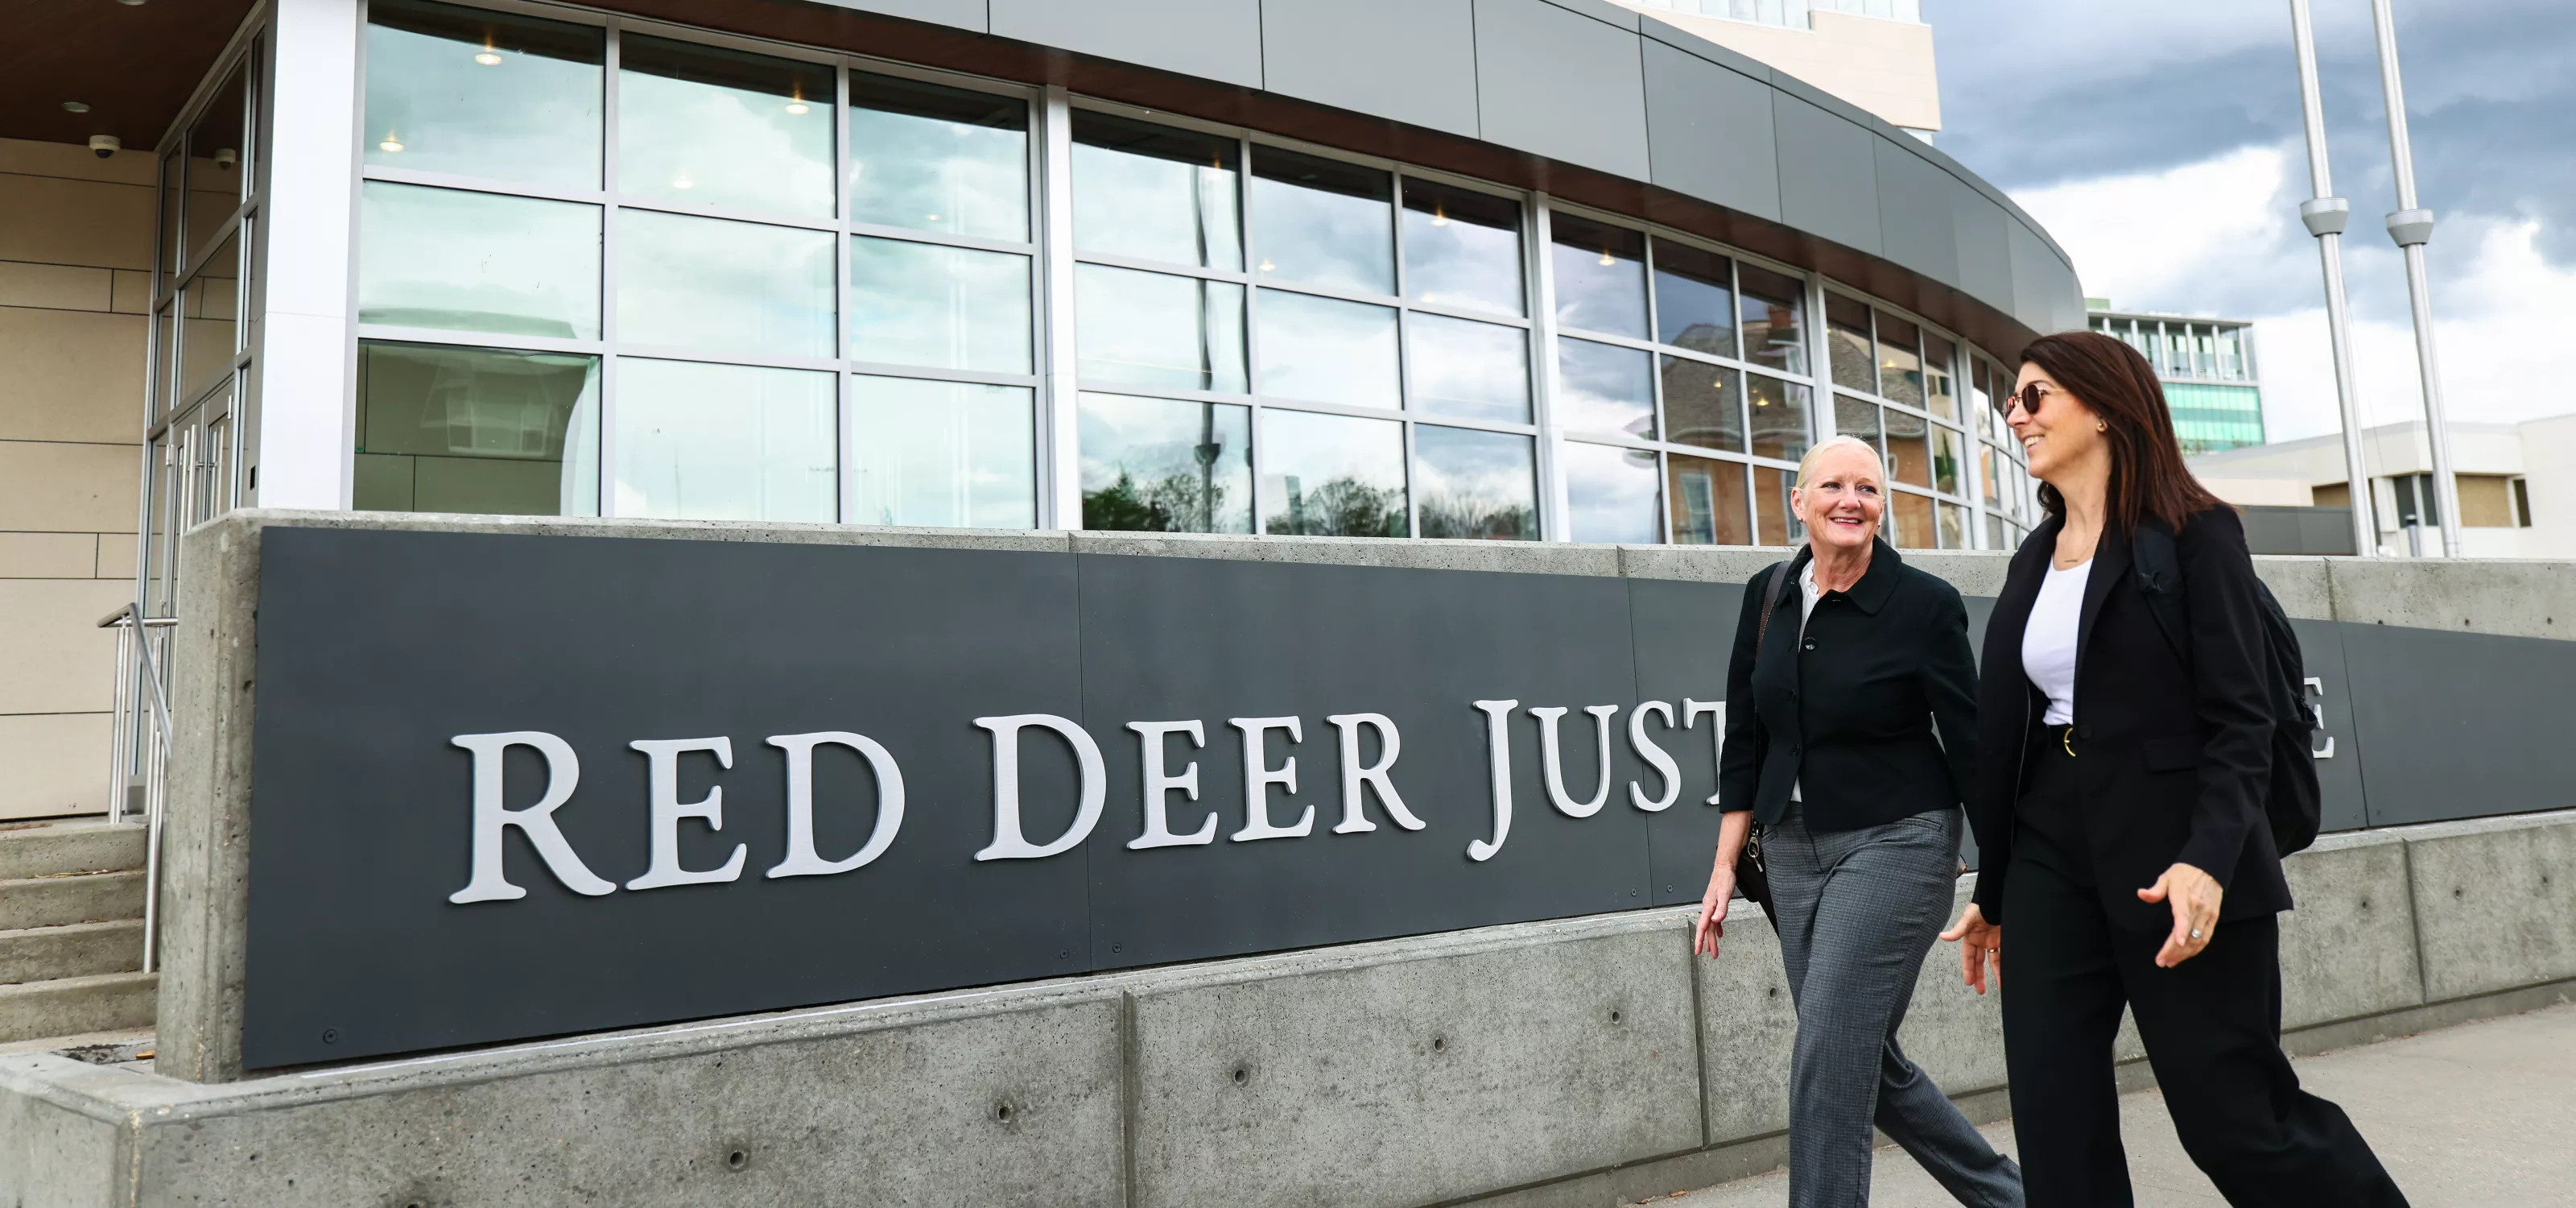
left=353, top=340, right=599, bottom=516
left=1075, top=264, right=1247, bottom=393
left=618, top=35, right=834, bottom=218
left=851, top=375, right=1036, bottom=527
left=151, top=306, right=176, bottom=419
left=1257, top=291, right=1399, bottom=408
left=1653, top=240, right=1735, bottom=358
left=617, top=209, right=834, bottom=358
left=1753, top=465, right=1800, bottom=546
left=613, top=359, right=835, bottom=522
left=1892, top=489, right=1935, bottom=550
left=1737, top=263, right=1806, bottom=375
left=1072, top=112, right=1241, bottom=270
left=1077, top=392, right=1252, bottom=533
left=1924, top=336, right=1959, bottom=420
left=1409, top=313, right=1530, bottom=424
left=362, top=0, right=601, bottom=188
left=1261, top=408, right=1408, bottom=537
left=1930, top=423, right=1964, bottom=495
left=1827, top=294, right=1875, bottom=395
left=1415, top=425, right=1537, bottom=540
left=359, top=181, right=601, bottom=339
left=1876, top=311, right=1923, bottom=407
left=184, top=68, right=248, bottom=263
left=1986, top=513, right=2005, bottom=549
left=1748, top=374, right=1813, bottom=464
left=178, top=228, right=241, bottom=404
left=1550, top=213, right=1646, bottom=337
left=1556, top=338, right=1653, bottom=439
left=1938, top=501, right=1970, bottom=549
left=1969, top=357, right=1992, bottom=424
left=1662, top=358, right=1743, bottom=454
left=1251, top=147, right=1393, bottom=296
left=1884, top=404, right=1933, bottom=489
left=1981, top=441, right=2002, bottom=509
left=1402, top=180, right=1521, bottom=316
left=1667, top=453, right=1750, bottom=545
left=850, top=236, right=1032, bottom=373
left=1562, top=441, right=1660, bottom=544
left=1834, top=393, right=1881, bottom=450
left=158, top=151, right=183, bottom=280
left=848, top=72, right=1030, bottom=242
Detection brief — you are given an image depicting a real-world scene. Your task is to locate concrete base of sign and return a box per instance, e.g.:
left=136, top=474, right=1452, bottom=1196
left=6, top=811, right=2573, bottom=1208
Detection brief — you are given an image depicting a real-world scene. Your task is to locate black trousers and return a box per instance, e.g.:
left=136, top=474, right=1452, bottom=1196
left=2000, top=732, right=2408, bottom=1208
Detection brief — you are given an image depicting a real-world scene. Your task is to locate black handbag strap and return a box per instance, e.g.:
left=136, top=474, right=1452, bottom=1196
left=1755, top=560, right=1793, bottom=649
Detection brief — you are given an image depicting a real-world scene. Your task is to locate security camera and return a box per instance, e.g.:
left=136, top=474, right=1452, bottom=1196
left=89, top=134, right=121, bottom=159
left=213, top=148, right=237, bottom=170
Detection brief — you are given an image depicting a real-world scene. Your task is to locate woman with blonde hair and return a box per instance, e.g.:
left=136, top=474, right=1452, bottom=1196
left=1695, top=434, right=2022, bottom=1208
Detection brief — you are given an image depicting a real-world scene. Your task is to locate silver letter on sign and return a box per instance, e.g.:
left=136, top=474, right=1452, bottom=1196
left=1629, top=701, right=1679, bottom=812
left=1683, top=699, right=1725, bottom=804
left=449, top=731, right=615, bottom=903
left=1530, top=705, right=1619, bottom=819
left=765, top=732, right=905, bottom=879
left=1127, top=720, right=1216, bottom=850
left=2304, top=676, right=2334, bottom=759
left=1468, top=700, right=1518, bottom=862
left=625, top=738, right=747, bottom=891
left=1325, top=713, right=1425, bottom=834
left=973, top=715, right=1106, bottom=860
left=1229, top=717, right=1316, bottom=841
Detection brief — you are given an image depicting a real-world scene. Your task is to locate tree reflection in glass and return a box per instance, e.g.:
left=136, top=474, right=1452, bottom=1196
left=1076, top=393, right=1252, bottom=533
left=1414, top=425, right=1537, bottom=540
left=1251, top=147, right=1392, bottom=296
left=1075, top=264, right=1246, bottom=393
left=619, top=35, right=834, bottom=218
left=358, top=182, right=601, bottom=339
left=1555, top=337, right=1655, bottom=438
left=613, top=358, right=836, bottom=522
left=1550, top=212, right=1646, bottom=337
left=1408, top=313, right=1530, bottom=424
left=1071, top=112, right=1240, bottom=270
left=1561, top=440, right=1660, bottom=544
left=1402, top=180, right=1521, bottom=316
left=849, top=236, right=1031, bottom=373
left=848, top=72, right=1029, bottom=242
left=850, top=375, right=1036, bottom=527
left=1256, top=290, right=1398, bottom=407
left=363, top=0, right=602, bottom=188
left=1260, top=408, right=1408, bottom=537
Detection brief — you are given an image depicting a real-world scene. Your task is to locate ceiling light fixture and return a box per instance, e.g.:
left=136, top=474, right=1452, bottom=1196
left=62, top=101, right=91, bottom=114
left=1598, top=250, right=1616, bottom=267
left=115, top=0, right=146, bottom=6
left=380, top=131, right=404, bottom=152
left=476, top=38, right=502, bottom=66
left=1259, top=259, right=1275, bottom=272
left=1430, top=206, right=1447, bottom=226
left=785, top=85, right=808, bottom=116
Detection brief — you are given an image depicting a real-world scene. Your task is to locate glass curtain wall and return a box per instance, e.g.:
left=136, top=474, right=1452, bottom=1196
left=345, top=1, right=2036, bottom=548
left=1823, top=292, right=1978, bottom=549
left=1971, top=355, right=2038, bottom=549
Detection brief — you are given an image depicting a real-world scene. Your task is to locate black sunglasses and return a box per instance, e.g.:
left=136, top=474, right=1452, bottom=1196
left=2005, top=381, right=2062, bottom=416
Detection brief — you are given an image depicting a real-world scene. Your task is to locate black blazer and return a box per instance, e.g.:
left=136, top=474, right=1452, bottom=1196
left=1717, top=540, right=1979, bottom=832
left=1967, top=507, right=2295, bottom=931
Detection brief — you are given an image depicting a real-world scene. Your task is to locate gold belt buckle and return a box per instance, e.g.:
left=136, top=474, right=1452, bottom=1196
left=2062, top=726, right=2077, bottom=757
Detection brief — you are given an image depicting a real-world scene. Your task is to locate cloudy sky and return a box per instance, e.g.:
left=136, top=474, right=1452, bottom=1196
left=1930, top=0, right=2576, bottom=442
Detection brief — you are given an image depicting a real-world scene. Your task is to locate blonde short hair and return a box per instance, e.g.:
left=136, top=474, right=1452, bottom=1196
left=1794, top=434, right=1887, bottom=490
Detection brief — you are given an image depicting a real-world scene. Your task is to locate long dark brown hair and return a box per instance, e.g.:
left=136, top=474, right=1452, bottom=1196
left=2020, top=330, right=2224, bottom=536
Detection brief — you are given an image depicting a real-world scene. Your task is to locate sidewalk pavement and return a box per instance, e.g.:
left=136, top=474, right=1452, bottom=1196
left=1653, top=1000, right=2576, bottom=1206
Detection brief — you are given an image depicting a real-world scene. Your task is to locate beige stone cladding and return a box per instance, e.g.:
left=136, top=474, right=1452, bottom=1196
left=0, top=137, right=152, bottom=820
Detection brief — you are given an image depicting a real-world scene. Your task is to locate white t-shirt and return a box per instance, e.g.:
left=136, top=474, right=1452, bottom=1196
left=2024, top=558, right=2091, bottom=726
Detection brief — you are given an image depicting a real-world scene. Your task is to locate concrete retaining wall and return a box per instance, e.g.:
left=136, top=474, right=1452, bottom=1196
left=6, top=809, right=2573, bottom=1208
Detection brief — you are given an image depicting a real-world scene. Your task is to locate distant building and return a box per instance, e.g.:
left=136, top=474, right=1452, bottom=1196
left=2189, top=416, right=2574, bottom=560
left=2087, top=302, right=2265, bottom=456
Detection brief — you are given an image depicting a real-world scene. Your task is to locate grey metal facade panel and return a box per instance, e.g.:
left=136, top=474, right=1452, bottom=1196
left=1770, top=93, right=1880, bottom=257
left=807, top=0, right=989, bottom=31
left=1538, top=0, right=1641, bottom=30
left=1641, top=39, right=1779, bottom=223
left=1260, top=0, right=1483, bottom=139
left=989, top=0, right=1263, bottom=89
left=1949, top=173, right=2013, bottom=312
left=1636, top=14, right=1772, bottom=84
left=1873, top=138, right=1959, bottom=289
left=2006, top=218, right=2072, bottom=337
left=1472, top=0, right=1652, bottom=180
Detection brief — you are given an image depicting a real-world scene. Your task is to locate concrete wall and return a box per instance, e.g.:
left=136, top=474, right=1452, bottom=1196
left=0, top=137, right=153, bottom=821
left=6, top=808, right=2572, bottom=1208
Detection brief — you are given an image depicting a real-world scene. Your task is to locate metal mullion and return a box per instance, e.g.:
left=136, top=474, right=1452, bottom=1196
left=1252, top=396, right=1408, bottom=426
left=353, top=325, right=603, bottom=356
left=606, top=342, right=845, bottom=374
left=1727, top=258, right=1760, bottom=539
left=836, top=62, right=853, bottom=524
left=1401, top=403, right=1421, bottom=539
left=848, top=362, right=1042, bottom=389
left=1529, top=194, right=1568, bottom=541
left=1553, top=327, right=1664, bottom=357
left=1392, top=414, right=1542, bottom=439
left=1390, top=170, right=1416, bottom=540
left=1642, top=232, right=1667, bottom=451
left=848, top=219, right=1035, bottom=257
left=360, top=165, right=609, bottom=207
left=1806, top=271, right=1836, bottom=445
left=840, top=53, right=1033, bottom=101
left=597, top=20, right=622, bottom=517
left=1067, top=95, right=1242, bottom=143
left=173, top=209, right=252, bottom=287
left=1403, top=297, right=1533, bottom=329
left=1074, top=249, right=1250, bottom=287
left=609, top=195, right=848, bottom=238
left=1253, top=275, right=1404, bottom=311
left=1038, top=85, right=1081, bottom=529
left=1075, top=383, right=1253, bottom=408
left=1241, top=131, right=1265, bottom=534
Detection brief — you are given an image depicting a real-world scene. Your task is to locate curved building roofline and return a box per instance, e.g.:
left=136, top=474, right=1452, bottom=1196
left=590, top=0, right=2087, bottom=358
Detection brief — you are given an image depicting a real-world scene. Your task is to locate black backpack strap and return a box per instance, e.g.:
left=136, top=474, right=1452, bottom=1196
left=2131, top=521, right=2189, bottom=660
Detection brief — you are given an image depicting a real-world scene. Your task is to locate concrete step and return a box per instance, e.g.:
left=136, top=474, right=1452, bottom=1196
left=0, top=819, right=146, bottom=880
left=0, top=971, right=158, bottom=1045
left=0, top=920, right=145, bottom=985
left=0, top=870, right=146, bottom=931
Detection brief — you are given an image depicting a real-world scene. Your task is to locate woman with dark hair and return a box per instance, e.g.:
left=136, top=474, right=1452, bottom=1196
left=1939, top=331, right=2408, bottom=1206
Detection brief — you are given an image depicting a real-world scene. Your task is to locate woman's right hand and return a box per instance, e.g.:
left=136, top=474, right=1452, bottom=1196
left=1939, top=904, right=2002, bottom=995
left=1694, top=865, right=1735, bottom=958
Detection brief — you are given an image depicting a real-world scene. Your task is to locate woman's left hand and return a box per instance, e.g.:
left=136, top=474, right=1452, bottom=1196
left=2138, top=863, right=2223, bottom=967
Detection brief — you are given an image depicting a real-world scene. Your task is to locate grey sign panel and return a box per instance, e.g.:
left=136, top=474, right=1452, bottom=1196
left=989, top=0, right=1263, bottom=89
left=2339, top=621, right=2576, bottom=827
left=1771, top=94, right=1880, bottom=257
left=1874, top=140, right=1960, bottom=290
left=805, top=0, right=989, bottom=32
left=1641, top=39, right=1780, bottom=224
left=2290, top=618, right=2369, bottom=834
left=1472, top=0, right=1651, bottom=180
left=1624, top=577, right=1745, bottom=904
left=1260, top=0, right=1482, bottom=139
left=244, top=529, right=1094, bottom=1069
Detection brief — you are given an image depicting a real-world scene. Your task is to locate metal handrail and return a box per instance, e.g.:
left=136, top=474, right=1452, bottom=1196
left=98, top=603, right=178, bottom=974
